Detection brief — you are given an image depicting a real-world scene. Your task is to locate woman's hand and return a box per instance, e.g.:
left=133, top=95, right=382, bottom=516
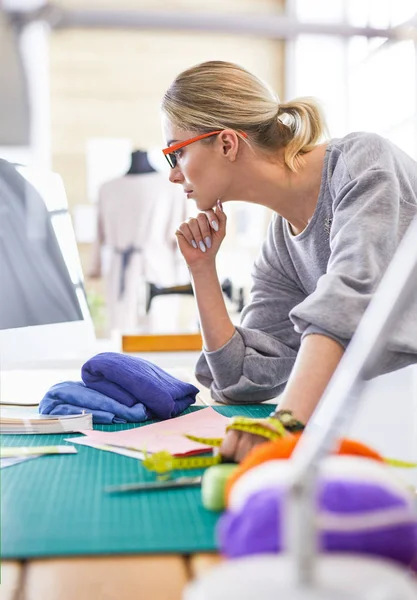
left=220, top=429, right=269, bottom=463
left=175, top=200, right=226, bottom=270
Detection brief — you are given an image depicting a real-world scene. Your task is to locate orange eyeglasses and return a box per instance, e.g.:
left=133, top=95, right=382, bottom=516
left=162, top=130, right=248, bottom=169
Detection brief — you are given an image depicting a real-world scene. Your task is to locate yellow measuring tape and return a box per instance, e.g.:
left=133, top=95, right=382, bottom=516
left=141, top=416, right=417, bottom=477
left=143, top=417, right=289, bottom=476
left=143, top=451, right=222, bottom=477
left=385, top=458, right=417, bottom=469
left=185, top=416, right=287, bottom=447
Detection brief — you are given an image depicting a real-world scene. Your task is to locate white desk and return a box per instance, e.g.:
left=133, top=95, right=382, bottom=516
left=1, top=356, right=416, bottom=600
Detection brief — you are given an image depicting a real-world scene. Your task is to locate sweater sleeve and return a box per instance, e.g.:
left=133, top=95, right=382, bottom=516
left=290, top=135, right=417, bottom=376
left=195, top=216, right=305, bottom=404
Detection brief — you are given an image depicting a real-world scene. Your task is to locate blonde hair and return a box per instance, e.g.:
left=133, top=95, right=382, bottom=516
left=162, top=61, right=328, bottom=172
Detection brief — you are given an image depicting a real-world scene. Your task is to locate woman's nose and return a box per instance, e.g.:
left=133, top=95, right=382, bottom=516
left=169, top=167, right=184, bottom=184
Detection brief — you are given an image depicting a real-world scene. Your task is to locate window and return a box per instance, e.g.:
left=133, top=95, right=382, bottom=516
left=288, top=0, right=417, bottom=158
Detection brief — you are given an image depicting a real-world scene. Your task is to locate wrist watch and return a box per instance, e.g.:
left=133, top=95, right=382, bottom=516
left=269, top=409, right=305, bottom=433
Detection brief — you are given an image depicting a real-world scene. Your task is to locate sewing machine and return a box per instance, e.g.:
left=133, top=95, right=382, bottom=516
left=146, top=279, right=245, bottom=314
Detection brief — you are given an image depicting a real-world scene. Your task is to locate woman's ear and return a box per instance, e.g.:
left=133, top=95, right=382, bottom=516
left=219, top=130, right=239, bottom=162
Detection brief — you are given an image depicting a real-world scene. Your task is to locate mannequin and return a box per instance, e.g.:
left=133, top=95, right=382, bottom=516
left=89, top=155, right=187, bottom=333
left=126, top=150, right=156, bottom=175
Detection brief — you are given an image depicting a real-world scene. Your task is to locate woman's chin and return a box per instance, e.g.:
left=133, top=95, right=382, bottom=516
left=195, top=198, right=217, bottom=211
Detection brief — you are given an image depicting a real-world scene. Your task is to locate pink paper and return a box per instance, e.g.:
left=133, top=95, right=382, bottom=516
left=78, top=407, right=231, bottom=456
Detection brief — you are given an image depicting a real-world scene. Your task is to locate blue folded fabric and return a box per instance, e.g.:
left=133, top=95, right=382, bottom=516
left=81, top=352, right=199, bottom=420
left=39, top=381, right=148, bottom=424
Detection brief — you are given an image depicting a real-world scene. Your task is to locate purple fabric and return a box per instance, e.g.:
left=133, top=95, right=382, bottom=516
left=218, top=481, right=417, bottom=569
left=81, top=352, right=199, bottom=420
left=39, top=381, right=148, bottom=424
left=318, top=480, right=407, bottom=513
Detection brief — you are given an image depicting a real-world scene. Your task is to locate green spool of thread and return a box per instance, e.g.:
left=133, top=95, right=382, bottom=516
left=201, top=464, right=238, bottom=511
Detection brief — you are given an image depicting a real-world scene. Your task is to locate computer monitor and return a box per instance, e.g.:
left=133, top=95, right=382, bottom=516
left=0, top=159, right=96, bottom=368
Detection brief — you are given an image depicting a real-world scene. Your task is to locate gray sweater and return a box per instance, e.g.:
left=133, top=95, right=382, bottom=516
left=195, top=132, right=417, bottom=404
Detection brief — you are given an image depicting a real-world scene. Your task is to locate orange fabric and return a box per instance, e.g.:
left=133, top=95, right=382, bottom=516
left=225, top=434, right=384, bottom=505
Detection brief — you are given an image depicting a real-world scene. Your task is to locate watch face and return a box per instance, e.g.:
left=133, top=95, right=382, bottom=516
left=277, top=411, right=292, bottom=422
left=276, top=410, right=305, bottom=432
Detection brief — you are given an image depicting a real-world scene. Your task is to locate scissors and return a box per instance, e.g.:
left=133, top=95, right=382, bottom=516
left=105, top=475, right=202, bottom=494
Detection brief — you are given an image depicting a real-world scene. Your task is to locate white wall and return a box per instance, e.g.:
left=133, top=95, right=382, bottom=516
left=346, top=366, right=417, bottom=486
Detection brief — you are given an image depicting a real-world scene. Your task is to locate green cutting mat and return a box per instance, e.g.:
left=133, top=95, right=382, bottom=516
left=1, top=404, right=274, bottom=559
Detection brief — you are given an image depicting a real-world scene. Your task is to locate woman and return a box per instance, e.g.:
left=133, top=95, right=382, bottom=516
left=161, top=60, right=417, bottom=462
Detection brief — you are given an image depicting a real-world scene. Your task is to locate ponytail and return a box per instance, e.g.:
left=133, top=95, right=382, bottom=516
left=278, top=97, right=328, bottom=172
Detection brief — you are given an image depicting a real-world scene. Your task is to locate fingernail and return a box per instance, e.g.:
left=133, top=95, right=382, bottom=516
left=199, top=241, right=206, bottom=253
left=217, top=199, right=223, bottom=211
left=211, top=220, right=219, bottom=231
left=204, top=236, right=211, bottom=249
left=191, top=240, right=197, bottom=249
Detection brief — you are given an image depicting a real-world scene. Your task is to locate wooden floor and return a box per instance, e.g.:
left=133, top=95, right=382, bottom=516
left=0, top=554, right=222, bottom=600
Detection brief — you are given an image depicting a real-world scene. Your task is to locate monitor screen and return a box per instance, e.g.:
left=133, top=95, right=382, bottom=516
left=0, top=159, right=95, bottom=367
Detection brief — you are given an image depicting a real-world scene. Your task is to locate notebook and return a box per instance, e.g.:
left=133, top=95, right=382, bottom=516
left=0, top=406, right=93, bottom=434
